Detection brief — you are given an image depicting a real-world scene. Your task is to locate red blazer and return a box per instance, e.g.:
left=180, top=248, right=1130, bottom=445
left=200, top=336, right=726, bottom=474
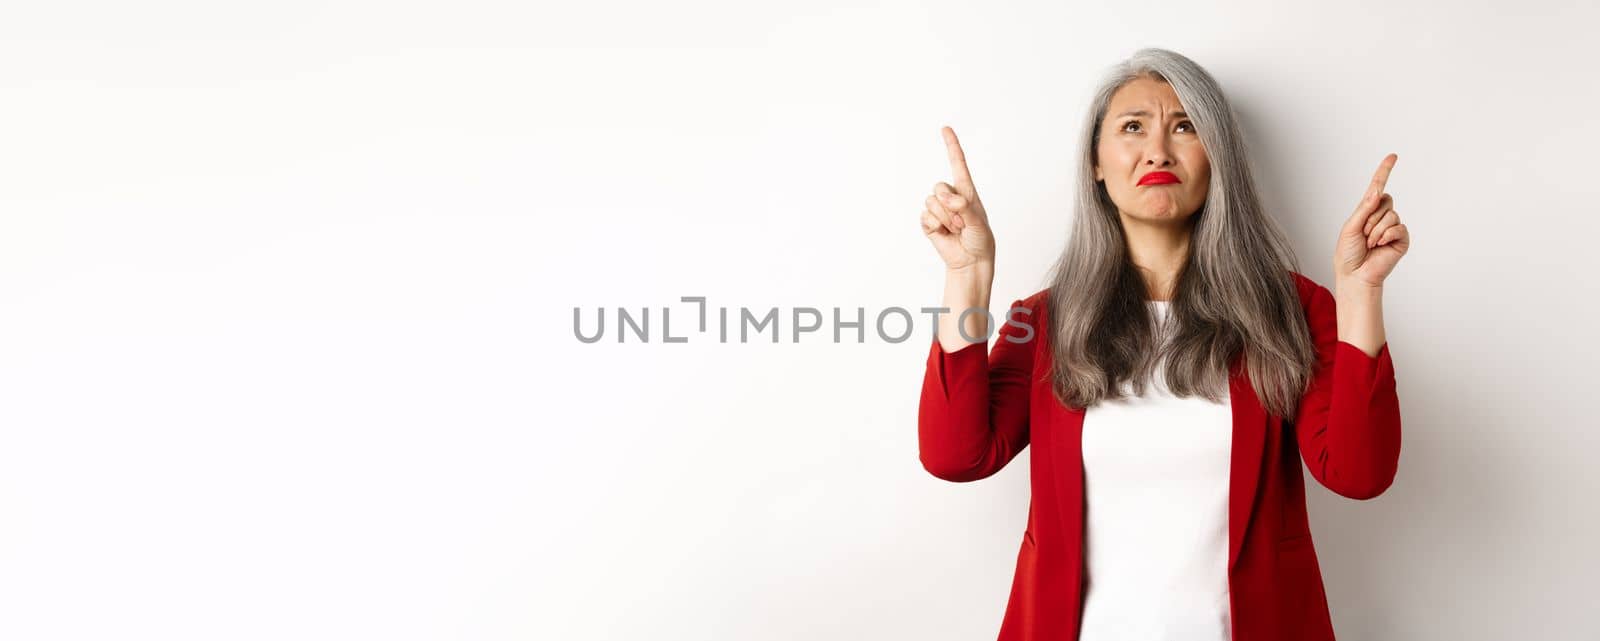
left=917, top=271, right=1401, bottom=641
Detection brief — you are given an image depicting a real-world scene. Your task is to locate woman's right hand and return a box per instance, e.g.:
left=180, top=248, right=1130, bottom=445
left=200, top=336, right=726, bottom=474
left=921, top=126, right=996, bottom=272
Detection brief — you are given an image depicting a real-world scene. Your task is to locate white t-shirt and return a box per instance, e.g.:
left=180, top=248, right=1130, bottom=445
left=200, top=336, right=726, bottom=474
left=1078, top=300, right=1233, bottom=641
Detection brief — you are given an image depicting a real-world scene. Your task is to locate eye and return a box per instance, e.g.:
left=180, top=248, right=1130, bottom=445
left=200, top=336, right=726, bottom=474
left=1121, top=120, right=1196, bottom=133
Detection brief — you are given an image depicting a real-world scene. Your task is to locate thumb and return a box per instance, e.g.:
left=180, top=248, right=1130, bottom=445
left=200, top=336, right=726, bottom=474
left=942, top=193, right=985, bottom=226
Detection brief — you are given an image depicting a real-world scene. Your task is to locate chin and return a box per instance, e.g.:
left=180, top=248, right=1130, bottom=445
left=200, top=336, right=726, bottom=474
left=1149, top=211, right=1196, bottom=225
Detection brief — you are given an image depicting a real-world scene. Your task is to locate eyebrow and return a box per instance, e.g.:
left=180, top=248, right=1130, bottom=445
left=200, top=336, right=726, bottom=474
left=1114, top=110, right=1189, bottom=119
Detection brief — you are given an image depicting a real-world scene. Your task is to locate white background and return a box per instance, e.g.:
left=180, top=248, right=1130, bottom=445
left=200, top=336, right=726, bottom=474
left=2, top=1, right=1596, bottom=639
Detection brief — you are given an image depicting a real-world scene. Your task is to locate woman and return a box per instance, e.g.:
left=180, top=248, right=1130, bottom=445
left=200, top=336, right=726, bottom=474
left=915, top=48, right=1407, bottom=641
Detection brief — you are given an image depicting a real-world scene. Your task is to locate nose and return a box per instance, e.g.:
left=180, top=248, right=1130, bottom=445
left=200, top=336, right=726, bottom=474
left=1144, top=127, right=1175, bottom=168
left=1144, top=151, right=1174, bottom=168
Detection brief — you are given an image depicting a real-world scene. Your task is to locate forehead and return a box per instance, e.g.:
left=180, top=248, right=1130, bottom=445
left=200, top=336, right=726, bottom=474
left=1106, top=77, right=1183, bottom=115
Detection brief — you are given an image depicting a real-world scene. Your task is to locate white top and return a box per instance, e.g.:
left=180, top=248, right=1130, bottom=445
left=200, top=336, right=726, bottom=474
left=1078, top=300, right=1233, bottom=641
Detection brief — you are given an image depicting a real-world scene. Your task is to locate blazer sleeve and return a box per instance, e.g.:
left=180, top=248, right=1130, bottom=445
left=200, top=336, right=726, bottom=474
left=1291, top=281, right=1403, bottom=500
left=917, top=297, right=1037, bottom=483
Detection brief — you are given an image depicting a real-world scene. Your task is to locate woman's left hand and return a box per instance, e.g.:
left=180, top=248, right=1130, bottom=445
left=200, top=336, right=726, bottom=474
left=1335, top=153, right=1410, bottom=287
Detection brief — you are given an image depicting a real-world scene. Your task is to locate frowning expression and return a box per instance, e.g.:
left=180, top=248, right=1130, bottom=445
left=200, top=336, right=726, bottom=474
left=1093, top=76, right=1212, bottom=226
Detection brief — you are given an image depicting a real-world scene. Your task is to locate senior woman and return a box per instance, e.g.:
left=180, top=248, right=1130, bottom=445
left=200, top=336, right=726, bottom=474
left=916, top=48, right=1407, bottom=641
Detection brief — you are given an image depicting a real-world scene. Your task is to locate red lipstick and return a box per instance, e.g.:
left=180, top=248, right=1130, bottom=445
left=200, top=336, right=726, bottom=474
left=1138, top=171, right=1180, bottom=186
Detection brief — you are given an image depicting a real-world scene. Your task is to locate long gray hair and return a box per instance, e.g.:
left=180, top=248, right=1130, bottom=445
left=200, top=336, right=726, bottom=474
left=1043, top=47, right=1316, bottom=419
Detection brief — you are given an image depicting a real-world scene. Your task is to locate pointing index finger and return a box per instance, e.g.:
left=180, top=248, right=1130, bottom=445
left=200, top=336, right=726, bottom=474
left=942, top=126, right=975, bottom=193
left=1366, top=153, right=1398, bottom=200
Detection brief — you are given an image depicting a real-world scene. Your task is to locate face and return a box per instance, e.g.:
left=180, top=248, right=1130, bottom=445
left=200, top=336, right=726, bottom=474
left=1094, top=76, right=1211, bottom=227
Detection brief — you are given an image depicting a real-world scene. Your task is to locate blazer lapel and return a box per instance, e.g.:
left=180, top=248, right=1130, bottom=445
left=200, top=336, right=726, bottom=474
left=1227, top=351, right=1268, bottom=572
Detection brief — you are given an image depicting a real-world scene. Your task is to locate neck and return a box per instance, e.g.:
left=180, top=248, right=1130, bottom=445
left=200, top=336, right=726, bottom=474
left=1120, top=216, right=1193, bottom=301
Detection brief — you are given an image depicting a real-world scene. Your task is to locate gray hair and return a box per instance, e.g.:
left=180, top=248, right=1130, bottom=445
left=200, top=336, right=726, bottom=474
left=1042, top=47, right=1316, bottom=419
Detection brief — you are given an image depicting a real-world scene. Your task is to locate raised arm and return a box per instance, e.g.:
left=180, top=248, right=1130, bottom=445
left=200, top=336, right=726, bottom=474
left=915, top=125, right=1035, bottom=482
left=1291, top=153, right=1410, bottom=499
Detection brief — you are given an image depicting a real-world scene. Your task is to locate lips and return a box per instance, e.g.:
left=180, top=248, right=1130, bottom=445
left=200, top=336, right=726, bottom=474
left=1138, top=171, right=1180, bottom=186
